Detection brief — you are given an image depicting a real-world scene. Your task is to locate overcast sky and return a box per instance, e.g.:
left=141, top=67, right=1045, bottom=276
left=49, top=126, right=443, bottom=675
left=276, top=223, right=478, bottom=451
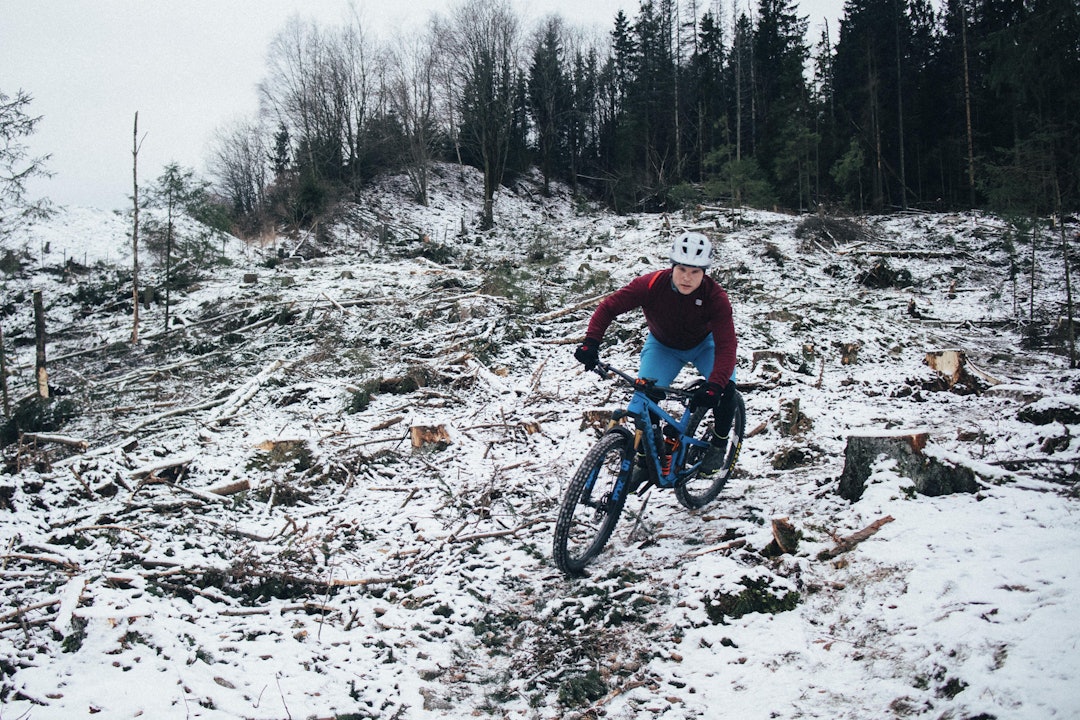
left=2, top=0, right=843, bottom=211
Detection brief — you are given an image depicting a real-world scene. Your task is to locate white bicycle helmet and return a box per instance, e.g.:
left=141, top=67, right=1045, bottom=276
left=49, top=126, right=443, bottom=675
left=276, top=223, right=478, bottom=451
left=669, top=231, right=712, bottom=268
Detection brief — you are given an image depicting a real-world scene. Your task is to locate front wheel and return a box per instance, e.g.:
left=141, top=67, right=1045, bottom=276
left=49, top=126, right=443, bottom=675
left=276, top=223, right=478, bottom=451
left=552, top=431, right=632, bottom=575
left=675, top=391, right=746, bottom=510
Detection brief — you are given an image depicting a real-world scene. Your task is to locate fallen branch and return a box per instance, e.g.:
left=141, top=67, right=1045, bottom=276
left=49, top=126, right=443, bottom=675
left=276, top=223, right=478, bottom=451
left=989, top=457, right=1078, bottom=467
left=686, top=538, right=747, bottom=558
left=208, top=358, right=290, bottom=426
left=448, top=518, right=547, bottom=544
left=532, top=293, right=607, bottom=322
left=73, top=524, right=152, bottom=551
left=220, top=608, right=271, bottom=617
left=329, top=573, right=410, bottom=588
left=129, top=455, right=196, bottom=480
left=0, top=597, right=60, bottom=623
left=0, top=553, right=80, bottom=573
left=126, top=397, right=228, bottom=433
left=20, top=432, right=89, bottom=451
left=320, top=292, right=352, bottom=315
left=0, top=616, right=54, bottom=634
left=817, top=516, right=895, bottom=560
left=586, top=675, right=654, bottom=714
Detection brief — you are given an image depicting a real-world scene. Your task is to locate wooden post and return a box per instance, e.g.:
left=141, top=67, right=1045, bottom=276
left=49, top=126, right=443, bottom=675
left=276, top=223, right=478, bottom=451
left=33, top=289, right=48, bottom=399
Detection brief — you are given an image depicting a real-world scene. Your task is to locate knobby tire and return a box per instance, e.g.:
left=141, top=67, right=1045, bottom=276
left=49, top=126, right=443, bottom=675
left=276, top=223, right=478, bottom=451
left=675, top=391, right=746, bottom=510
left=552, top=432, right=631, bottom=575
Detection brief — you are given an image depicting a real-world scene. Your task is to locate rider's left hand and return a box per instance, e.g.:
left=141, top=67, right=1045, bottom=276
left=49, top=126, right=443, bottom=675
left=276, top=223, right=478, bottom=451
left=690, top=381, right=723, bottom=411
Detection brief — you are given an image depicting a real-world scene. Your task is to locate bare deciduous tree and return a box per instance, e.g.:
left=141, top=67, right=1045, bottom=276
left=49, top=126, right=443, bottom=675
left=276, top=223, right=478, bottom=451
left=259, top=16, right=380, bottom=187
left=437, top=0, right=521, bottom=230
left=387, top=28, right=441, bottom=205
left=209, top=119, right=269, bottom=224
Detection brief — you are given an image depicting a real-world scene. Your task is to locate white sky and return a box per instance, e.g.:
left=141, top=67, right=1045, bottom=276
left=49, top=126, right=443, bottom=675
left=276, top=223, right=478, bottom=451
left=2, top=0, right=843, bottom=211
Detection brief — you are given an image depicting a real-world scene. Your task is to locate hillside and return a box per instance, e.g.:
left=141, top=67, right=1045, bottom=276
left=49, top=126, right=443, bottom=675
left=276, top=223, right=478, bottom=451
left=1, top=165, right=1078, bottom=719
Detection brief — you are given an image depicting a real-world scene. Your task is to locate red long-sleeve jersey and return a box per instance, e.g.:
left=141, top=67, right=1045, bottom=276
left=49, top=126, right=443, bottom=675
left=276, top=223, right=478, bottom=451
left=585, top=268, right=737, bottom=387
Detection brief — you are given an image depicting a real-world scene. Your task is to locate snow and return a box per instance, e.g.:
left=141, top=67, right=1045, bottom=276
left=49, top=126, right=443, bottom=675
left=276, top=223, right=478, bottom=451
left=1, top=164, right=1078, bottom=719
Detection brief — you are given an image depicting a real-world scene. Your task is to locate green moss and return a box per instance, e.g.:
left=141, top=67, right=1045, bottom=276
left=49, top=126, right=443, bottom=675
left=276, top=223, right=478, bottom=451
left=704, top=575, right=800, bottom=624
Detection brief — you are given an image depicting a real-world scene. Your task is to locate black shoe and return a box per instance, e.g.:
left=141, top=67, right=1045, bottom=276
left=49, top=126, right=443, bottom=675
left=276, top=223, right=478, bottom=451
left=626, top=464, right=648, bottom=494
left=698, top=435, right=729, bottom=475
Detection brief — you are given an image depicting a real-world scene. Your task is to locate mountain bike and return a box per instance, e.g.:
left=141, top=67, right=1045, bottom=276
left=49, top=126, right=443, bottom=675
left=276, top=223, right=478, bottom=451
left=552, top=360, right=745, bottom=575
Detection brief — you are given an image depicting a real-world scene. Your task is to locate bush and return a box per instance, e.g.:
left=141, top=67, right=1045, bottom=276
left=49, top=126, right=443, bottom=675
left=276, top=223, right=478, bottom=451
left=558, top=669, right=607, bottom=707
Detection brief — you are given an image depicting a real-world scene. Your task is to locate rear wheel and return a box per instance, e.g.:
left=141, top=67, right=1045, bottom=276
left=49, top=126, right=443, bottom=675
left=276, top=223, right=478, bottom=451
left=552, top=432, right=631, bottom=575
left=675, top=391, right=745, bottom=510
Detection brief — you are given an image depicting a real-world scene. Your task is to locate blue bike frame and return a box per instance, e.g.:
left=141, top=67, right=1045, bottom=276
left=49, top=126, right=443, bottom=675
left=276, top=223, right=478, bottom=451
left=597, top=363, right=709, bottom=498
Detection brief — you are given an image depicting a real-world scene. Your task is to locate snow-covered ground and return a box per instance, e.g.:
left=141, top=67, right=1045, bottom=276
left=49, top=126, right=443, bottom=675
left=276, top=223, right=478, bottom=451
left=1, top=165, right=1078, bottom=719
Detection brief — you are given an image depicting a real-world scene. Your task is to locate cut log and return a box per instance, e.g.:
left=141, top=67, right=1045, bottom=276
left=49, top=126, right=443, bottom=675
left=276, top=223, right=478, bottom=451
left=50, top=575, right=88, bottom=634
left=519, top=420, right=542, bottom=435
left=751, top=349, right=789, bottom=372
left=371, top=415, right=405, bottom=431
left=208, top=479, right=251, bottom=496
left=837, top=430, right=981, bottom=501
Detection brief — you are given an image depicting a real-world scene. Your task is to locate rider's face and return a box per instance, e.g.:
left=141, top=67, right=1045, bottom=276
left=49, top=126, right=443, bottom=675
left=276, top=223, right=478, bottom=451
left=672, top=264, right=705, bottom=295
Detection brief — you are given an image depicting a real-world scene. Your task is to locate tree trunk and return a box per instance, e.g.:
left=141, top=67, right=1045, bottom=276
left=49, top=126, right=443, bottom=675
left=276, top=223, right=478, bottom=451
left=961, top=4, right=976, bottom=205
left=131, top=112, right=141, bottom=344
left=1030, top=222, right=1037, bottom=322
left=1064, top=225, right=1077, bottom=368
left=894, top=0, right=907, bottom=210
left=0, top=317, right=9, bottom=417
left=33, top=290, right=48, bottom=399
left=164, top=198, right=173, bottom=333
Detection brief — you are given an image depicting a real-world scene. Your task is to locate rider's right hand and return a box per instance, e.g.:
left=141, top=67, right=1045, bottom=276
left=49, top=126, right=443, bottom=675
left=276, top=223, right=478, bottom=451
left=574, top=338, right=600, bottom=370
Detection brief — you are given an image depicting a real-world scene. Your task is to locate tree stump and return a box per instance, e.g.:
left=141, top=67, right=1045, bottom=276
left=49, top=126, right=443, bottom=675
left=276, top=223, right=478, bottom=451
left=837, top=430, right=980, bottom=501
left=411, top=425, right=451, bottom=449
left=839, top=342, right=860, bottom=365
left=777, top=397, right=811, bottom=436
left=924, top=349, right=998, bottom=391
left=580, top=410, right=614, bottom=433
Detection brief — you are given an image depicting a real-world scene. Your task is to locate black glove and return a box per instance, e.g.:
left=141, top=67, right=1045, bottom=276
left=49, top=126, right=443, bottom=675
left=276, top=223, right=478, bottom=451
left=690, top=381, right=723, bottom=411
left=574, top=338, right=600, bottom=370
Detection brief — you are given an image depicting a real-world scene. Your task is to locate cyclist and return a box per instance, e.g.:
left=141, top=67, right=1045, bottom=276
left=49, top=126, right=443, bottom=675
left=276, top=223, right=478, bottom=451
left=573, top=231, right=738, bottom=479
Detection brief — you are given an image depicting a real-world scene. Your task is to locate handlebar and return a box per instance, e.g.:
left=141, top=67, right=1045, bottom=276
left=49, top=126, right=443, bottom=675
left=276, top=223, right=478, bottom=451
left=592, top=360, right=698, bottom=401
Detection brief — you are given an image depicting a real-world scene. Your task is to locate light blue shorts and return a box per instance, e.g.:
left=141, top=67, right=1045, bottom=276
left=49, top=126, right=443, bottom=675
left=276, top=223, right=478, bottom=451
left=638, top=333, right=736, bottom=388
